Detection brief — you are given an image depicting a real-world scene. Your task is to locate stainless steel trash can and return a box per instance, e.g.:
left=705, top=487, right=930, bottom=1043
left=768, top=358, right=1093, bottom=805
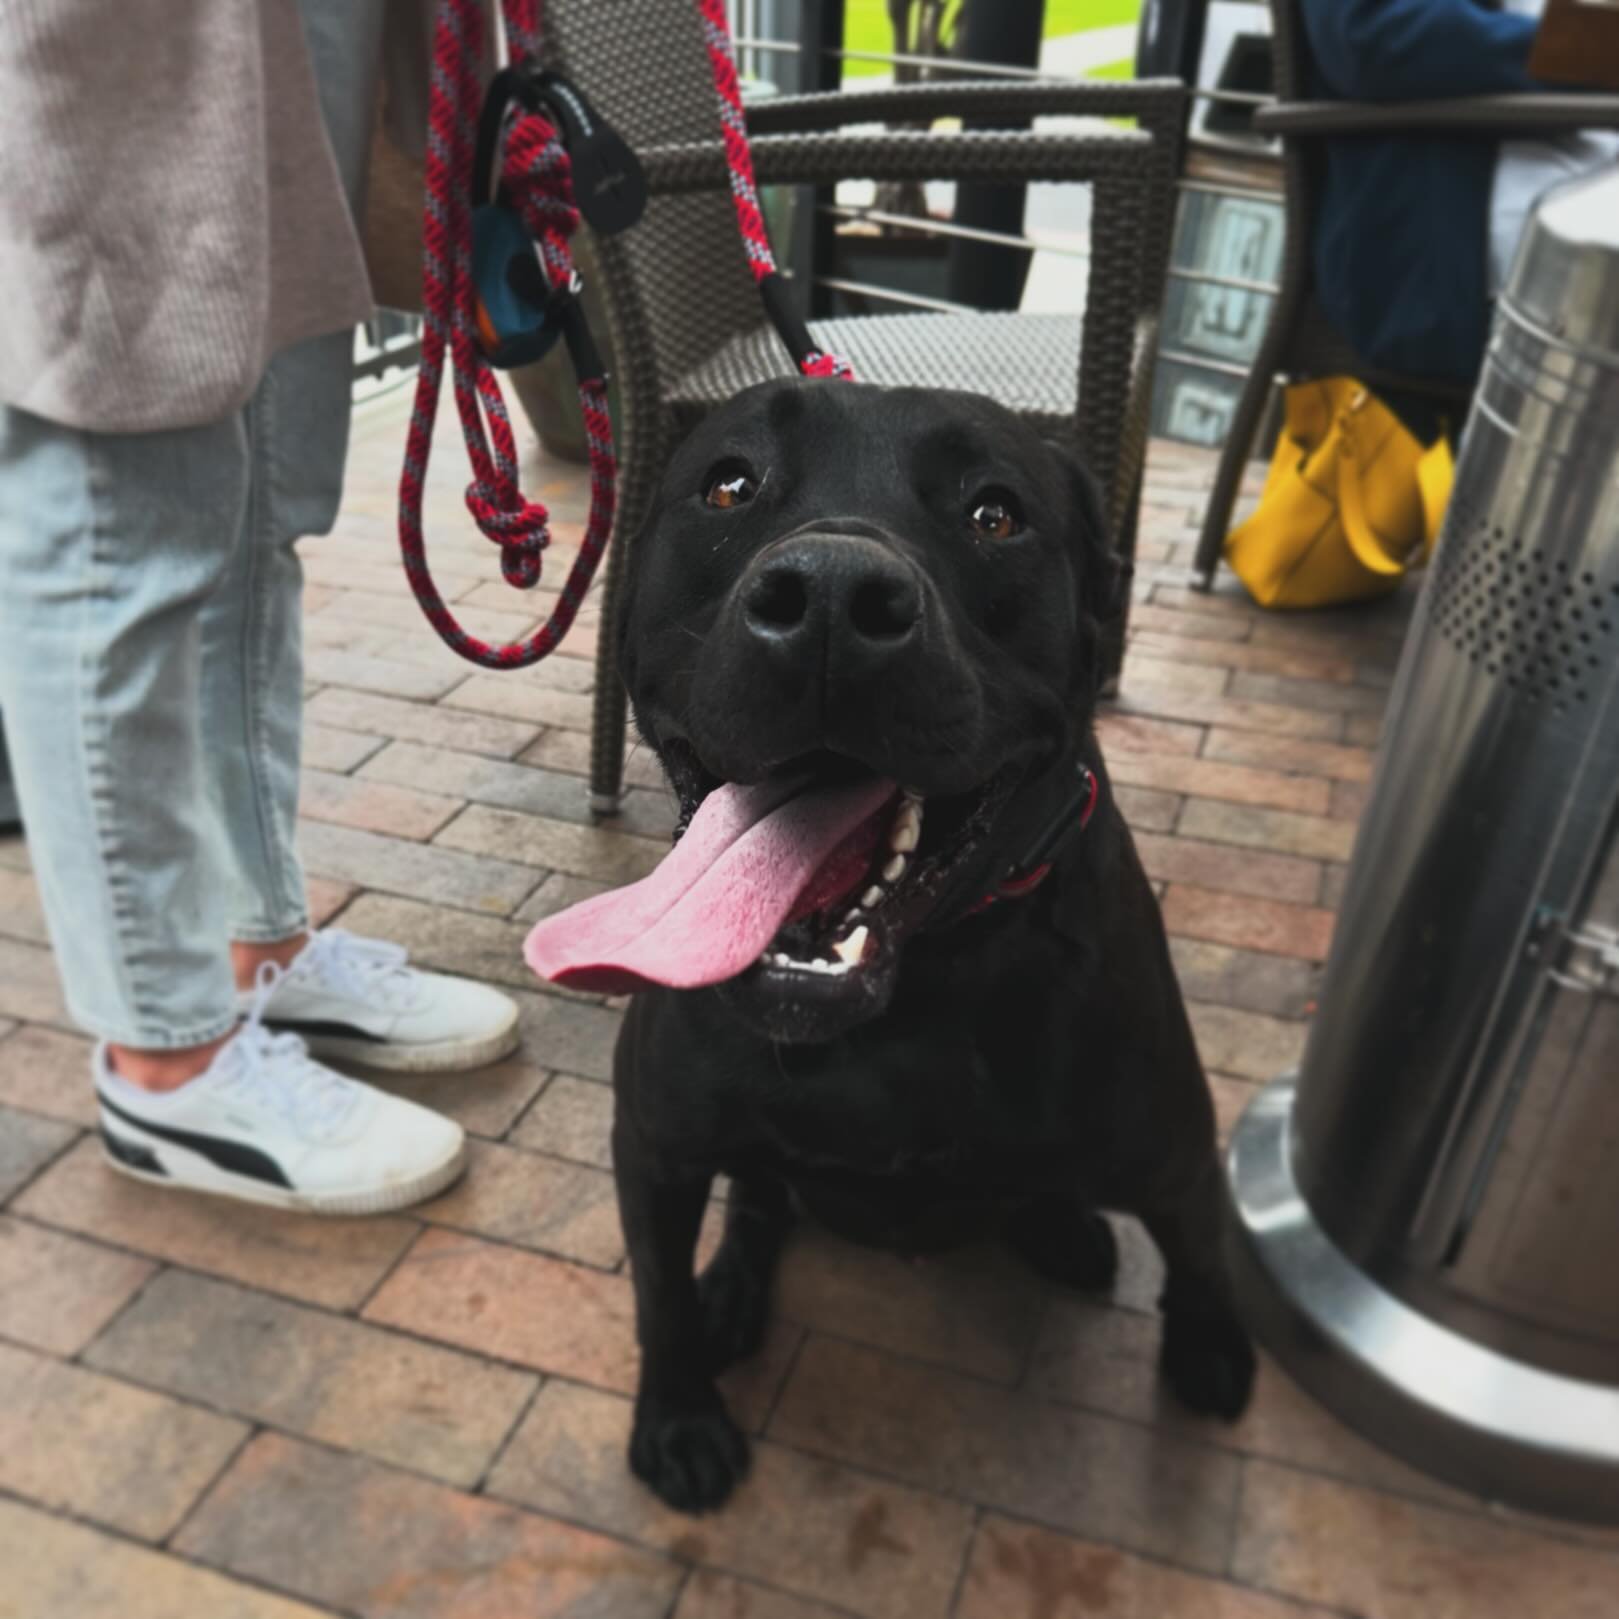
left=1224, top=167, right=1619, bottom=1524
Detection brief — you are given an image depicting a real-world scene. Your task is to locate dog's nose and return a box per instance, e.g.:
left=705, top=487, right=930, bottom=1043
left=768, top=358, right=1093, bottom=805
left=741, top=535, right=921, bottom=662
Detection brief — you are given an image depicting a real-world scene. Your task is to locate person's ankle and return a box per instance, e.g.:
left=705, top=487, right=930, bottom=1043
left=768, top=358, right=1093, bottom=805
left=231, top=931, right=310, bottom=991
left=106, top=1032, right=235, bottom=1093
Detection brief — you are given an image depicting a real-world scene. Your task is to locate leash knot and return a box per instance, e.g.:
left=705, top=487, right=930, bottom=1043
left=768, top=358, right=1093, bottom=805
left=464, top=477, right=550, bottom=588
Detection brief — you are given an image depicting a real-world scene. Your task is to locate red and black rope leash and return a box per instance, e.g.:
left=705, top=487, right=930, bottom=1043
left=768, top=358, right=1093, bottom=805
left=400, top=0, right=852, bottom=669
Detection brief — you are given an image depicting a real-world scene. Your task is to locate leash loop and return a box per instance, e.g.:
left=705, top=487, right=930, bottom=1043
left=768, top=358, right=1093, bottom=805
left=401, top=0, right=850, bottom=669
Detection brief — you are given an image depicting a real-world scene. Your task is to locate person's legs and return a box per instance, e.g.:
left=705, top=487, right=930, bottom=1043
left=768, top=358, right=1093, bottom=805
left=0, top=403, right=253, bottom=1071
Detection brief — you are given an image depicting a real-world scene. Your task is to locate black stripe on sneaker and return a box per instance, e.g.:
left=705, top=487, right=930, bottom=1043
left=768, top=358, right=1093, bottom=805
left=264, top=1018, right=385, bottom=1043
left=98, top=1093, right=293, bottom=1188
left=100, top=1125, right=168, bottom=1177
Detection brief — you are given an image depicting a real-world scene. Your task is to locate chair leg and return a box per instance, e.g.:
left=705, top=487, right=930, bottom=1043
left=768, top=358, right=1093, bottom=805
left=588, top=523, right=631, bottom=820
left=1097, top=465, right=1143, bottom=697
left=1191, top=369, right=1277, bottom=592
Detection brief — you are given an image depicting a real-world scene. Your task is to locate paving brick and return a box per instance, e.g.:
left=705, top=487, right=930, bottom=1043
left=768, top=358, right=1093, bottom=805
left=519, top=725, right=674, bottom=790
left=1231, top=1461, right=1619, bottom=1619
left=306, top=875, right=358, bottom=927
left=0, top=1022, right=96, bottom=1125
left=512, top=1073, right=613, bottom=1167
left=515, top=870, right=612, bottom=924
left=958, top=1515, right=1332, bottom=1619
left=676, top=1570, right=847, bottom=1619
left=0, top=1498, right=337, bottom=1619
left=175, top=1431, right=680, bottom=1619
left=1025, top=1305, right=1474, bottom=1509
left=442, top=673, right=595, bottom=732
left=1110, top=782, right=1181, bottom=831
left=364, top=1226, right=638, bottom=1387
left=17, top=1136, right=417, bottom=1309
left=769, top=1336, right=1240, bottom=1573
left=1202, top=728, right=1375, bottom=783
left=0, top=1339, right=247, bottom=1539
left=488, top=1379, right=974, bottom=1619
left=0, top=1102, right=75, bottom=1202
left=1321, top=863, right=1350, bottom=911
left=337, top=891, right=538, bottom=993
left=0, top=864, right=47, bottom=945
left=1106, top=749, right=1331, bottom=815
left=348, top=1050, right=551, bottom=1140
left=302, top=549, right=484, bottom=601
left=315, top=587, right=545, bottom=646
left=1178, top=797, right=1357, bottom=863
left=773, top=1228, right=1045, bottom=1384
left=306, top=685, right=540, bottom=758
left=1209, top=1072, right=1259, bottom=1142
left=1345, top=709, right=1384, bottom=746
left=513, top=984, right=623, bottom=1080
left=1185, top=1002, right=1308, bottom=1082
left=1119, top=652, right=1231, bottom=697
left=0, top=1214, right=155, bottom=1355
left=1330, top=777, right=1372, bottom=821
left=0, top=936, right=70, bottom=1026
left=300, top=767, right=462, bottom=841
left=306, top=645, right=465, bottom=703
left=1134, top=831, right=1321, bottom=906
left=87, top=1270, right=537, bottom=1488
left=1115, top=688, right=1344, bottom=741
left=1229, top=669, right=1387, bottom=714
left=418, top=1138, right=625, bottom=1267
left=1127, top=602, right=1253, bottom=644
left=1094, top=711, right=1205, bottom=758
left=1168, top=939, right=1319, bottom=1020
left=298, top=818, right=538, bottom=916
left=361, top=739, right=677, bottom=839
left=362, top=1228, right=799, bottom=1432
left=435, top=802, right=667, bottom=886
left=1163, top=885, right=1335, bottom=961
left=1132, top=629, right=1358, bottom=683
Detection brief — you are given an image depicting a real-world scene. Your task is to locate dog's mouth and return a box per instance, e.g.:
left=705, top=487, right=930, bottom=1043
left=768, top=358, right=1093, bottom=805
left=523, top=743, right=1015, bottom=1003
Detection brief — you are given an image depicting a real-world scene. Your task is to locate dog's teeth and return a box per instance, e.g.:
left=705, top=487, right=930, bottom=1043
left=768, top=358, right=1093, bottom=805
left=861, top=884, right=884, bottom=909
left=890, top=799, right=922, bottom=852
left=881, top=853, right=906, bottom=883
left=832, top=925, right=869, bottom=966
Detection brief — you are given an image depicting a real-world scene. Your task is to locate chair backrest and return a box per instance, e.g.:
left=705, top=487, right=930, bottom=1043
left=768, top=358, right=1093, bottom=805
left=540, top=1, right=766, bottom=429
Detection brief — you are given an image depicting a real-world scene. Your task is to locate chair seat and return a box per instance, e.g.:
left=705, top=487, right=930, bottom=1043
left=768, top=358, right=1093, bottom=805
left=668, top=311, right=1080, bottom=436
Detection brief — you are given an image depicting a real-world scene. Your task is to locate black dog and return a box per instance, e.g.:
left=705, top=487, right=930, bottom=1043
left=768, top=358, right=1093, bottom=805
left=527, top=379, right=1256, bottom=1513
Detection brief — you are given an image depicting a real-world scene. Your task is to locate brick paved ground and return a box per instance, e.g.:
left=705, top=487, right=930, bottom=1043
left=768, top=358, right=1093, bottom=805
left=3, top=388, right=1617, bottom=1618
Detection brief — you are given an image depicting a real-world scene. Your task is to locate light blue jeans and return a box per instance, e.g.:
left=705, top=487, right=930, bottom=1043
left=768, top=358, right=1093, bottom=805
left=0, top=0, right=383, bottom=1049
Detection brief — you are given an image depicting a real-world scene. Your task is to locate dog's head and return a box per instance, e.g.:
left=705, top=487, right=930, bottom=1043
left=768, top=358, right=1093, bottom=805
left=608, top=380, right=1120, bottom=1039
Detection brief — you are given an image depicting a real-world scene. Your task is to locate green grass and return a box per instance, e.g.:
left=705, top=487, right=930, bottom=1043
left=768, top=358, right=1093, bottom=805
left=842, top=0, right=1142, bottom=76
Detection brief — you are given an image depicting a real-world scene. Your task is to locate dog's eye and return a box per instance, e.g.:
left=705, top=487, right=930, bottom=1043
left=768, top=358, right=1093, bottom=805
left=967, top=488, right=1024, bottom=539
left=704, top=462, right=758, bottom=509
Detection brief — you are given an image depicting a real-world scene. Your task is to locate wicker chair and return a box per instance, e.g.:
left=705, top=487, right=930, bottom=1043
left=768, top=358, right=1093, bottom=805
left=533, top=2, right=1186, bottom=815
left=1190, top=0, right=1619, bottom=590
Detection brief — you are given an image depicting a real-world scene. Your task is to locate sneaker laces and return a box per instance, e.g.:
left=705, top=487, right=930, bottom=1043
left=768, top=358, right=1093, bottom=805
left=289, top=928, right=428, bottom=1013
left=216, top=963, right=362, bottom=1138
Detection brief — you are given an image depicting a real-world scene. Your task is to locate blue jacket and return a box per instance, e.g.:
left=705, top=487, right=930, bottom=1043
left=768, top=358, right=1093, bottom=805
left=1297, top=0, right=1538, bottom=383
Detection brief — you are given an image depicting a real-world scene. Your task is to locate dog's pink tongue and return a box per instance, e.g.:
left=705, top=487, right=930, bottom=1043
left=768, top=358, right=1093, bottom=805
left=524, top=774, right=897, bottom=994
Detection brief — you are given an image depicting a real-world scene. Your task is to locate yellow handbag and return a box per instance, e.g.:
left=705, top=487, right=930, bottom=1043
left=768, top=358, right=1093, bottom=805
left=1225, top=378, right=1454, bottom=609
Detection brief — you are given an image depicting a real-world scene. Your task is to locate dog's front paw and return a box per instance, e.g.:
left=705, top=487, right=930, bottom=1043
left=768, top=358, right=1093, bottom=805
left=1159, top=1311, right=1256, bottom=1421
left=629, top=1391, right=750, bottom=1513
left=698, top=1246, right=772, bottom=1373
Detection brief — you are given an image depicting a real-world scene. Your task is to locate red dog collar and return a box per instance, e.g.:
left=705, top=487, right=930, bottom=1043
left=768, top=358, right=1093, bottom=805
left=968, top=765, right=1099, bottom=916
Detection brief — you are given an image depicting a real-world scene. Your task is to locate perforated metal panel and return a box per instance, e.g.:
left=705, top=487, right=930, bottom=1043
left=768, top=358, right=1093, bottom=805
left=1428, top=495, right=1619, bottom=712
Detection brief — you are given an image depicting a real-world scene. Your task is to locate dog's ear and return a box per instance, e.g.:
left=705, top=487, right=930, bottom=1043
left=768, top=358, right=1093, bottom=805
left=1046, top=444, right=1130, bottom=682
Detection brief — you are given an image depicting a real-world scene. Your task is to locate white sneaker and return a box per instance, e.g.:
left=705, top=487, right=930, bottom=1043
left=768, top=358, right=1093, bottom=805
left=96, top=967, right=467, bottom=1215
left=242, top=929, right=521, bottom=1073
